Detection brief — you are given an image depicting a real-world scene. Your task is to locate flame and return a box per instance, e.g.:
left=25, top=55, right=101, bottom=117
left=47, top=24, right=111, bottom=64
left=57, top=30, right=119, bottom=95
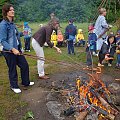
left=76, top=67, right=113, bottom=118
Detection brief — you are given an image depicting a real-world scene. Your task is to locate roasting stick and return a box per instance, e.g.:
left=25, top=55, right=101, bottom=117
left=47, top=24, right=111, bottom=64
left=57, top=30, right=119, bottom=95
left=0, top=50, right=89, bottom=73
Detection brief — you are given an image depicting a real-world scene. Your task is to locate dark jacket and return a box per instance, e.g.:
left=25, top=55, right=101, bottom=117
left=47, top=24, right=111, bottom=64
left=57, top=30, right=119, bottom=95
left=100, top=42, right=116, bottom=57
left=88, top=33, right=97, bottom=44
left=32, top=25, right=54, bottom=48
left=65, top=24, right=77, bottom=40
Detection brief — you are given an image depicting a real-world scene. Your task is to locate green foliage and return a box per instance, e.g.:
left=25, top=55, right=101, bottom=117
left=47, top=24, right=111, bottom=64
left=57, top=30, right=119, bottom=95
left=0, top=0, right=120, bottom=23
left=0, top=0, right=8, bottom=21
left=23, top=111, right=34, bottom=120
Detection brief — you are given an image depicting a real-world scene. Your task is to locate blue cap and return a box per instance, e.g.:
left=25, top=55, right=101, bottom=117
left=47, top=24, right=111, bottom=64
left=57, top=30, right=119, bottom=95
left=24, top=22, right=28, bottom=26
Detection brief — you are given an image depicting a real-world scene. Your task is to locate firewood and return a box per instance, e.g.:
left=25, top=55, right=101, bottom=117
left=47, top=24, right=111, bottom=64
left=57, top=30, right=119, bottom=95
left=75, top=111, right=88, bottom=120
left=106, top=114, right=115, bottom=120
left=99, top=96, right=110, bottom=108
left=115, top=112, right=120, bottom=120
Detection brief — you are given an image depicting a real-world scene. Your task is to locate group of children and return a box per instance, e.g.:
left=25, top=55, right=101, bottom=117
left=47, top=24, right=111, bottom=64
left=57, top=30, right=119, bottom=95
left=18, top=21, right=120, bottom=69
left=50, top=19, right=86, bottom=51
left=86, top=26, right=120, bottom=69
left=50, top=30, right=64, bottom=47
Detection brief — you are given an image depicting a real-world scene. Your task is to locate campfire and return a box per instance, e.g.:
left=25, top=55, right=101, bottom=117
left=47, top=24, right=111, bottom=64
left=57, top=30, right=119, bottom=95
left=63, top=67, right=120, bottom=120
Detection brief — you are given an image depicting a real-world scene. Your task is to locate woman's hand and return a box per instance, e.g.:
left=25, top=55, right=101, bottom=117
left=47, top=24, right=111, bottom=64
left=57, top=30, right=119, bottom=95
left=53, top=46, right=62, bottom=53
left=56, top=47, right=62, bottom=53
left=12, top=48, right=20, bottom=55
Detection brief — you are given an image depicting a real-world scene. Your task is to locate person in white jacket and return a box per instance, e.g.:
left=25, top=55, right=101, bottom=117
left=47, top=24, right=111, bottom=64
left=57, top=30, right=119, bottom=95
left=94, top=8, right=109, bottom=51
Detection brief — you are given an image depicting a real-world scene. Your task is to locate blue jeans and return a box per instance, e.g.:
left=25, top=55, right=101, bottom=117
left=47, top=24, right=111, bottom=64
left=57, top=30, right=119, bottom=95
left=78, top=40, right=85, bottom=46
left=117, top=54, right=120, bottom=64
left=67, top=40, right=74, bottom=54
left=89, top=41, right=96, bottom=53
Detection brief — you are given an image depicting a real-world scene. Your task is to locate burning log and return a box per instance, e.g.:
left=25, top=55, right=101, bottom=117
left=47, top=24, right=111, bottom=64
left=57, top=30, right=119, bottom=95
left=63, top=67, right=119, bottom=120
left=75, top=111, right=88, bottom=120
left=89, top=87, right=119, bottom=115
left=106, top=114, right=115, bottom=120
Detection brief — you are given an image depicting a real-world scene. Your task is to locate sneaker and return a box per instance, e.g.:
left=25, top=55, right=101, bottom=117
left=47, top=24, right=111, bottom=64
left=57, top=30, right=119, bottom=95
left=28, top=50, right=31, bottom=52
left=29, top=82, right=34, bottom=86
left=93, top=52, right=98, bottom=57
left=11, top=88, right=21, bottom=94
left=98, top=63, right=104, bottom=67
left=108, top=63, right=112, bottom=67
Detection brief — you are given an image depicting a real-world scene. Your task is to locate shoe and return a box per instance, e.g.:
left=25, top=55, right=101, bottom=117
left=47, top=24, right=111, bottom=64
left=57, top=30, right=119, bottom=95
left=29, top=82, right=34, bottom=86
left=108, top=63, right=112, bottom=67
left=38, top=75, right=50, bottom=79
left=11, top=88, right=21, bottom=94
left=98, top=63, right=104, bottom=67
left=28, top=50, right=31, bottom=52
left=93, top=52, right=98, bottom=56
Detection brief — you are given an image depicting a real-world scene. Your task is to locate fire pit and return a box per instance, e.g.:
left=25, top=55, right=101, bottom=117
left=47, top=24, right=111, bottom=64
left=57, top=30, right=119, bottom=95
left=62, top=67, right=120, bottom=120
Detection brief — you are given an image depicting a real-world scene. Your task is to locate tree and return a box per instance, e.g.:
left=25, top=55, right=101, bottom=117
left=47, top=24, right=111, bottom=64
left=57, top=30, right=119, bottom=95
left=1, top=0, right=119, bottom=23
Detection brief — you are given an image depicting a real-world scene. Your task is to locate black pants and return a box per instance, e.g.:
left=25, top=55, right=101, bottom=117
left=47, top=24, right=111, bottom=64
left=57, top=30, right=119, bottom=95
left=3, top=52, right=30, bottom=88
left=57, top=41, right=63, bottom=47
left=24, top=37, right=31, bottom=50
left=98, top=52, right=113, bottom=64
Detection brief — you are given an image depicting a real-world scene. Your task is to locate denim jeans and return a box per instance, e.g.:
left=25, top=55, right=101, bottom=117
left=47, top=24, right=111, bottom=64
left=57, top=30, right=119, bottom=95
left=24, top=37, right=31, bottom=50
left=67, top=40, right=74, bottom=54
left=78, top=40, right=85, bottom=46
left=117, top=54, right=120, bottom=64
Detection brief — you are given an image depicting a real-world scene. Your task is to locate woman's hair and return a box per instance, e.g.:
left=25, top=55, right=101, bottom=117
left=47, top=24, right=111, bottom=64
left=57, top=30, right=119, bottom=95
left=2, top=3, right=13, bottom=20
left=107, top=34, right=116, bottom=45
left=99, top=8, right=106, bottom=15
left=48, top=17, right=59, bottom=28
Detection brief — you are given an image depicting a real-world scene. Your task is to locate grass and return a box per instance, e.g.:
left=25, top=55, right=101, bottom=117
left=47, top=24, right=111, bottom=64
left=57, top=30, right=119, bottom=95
left=0, top=22, right=119, bottom=120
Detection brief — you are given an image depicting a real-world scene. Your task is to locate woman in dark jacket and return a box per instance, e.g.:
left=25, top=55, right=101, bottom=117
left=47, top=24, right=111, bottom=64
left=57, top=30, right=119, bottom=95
left=98, top=34, right=116, bottom=67
left=32, top=17, right=61, bottom=79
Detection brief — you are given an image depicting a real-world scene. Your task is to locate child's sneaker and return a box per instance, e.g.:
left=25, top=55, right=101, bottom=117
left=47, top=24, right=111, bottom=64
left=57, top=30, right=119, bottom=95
left=11, top=88, right=21, bottom=94
left=92, top=52, right=98, bottom=56
left=108, top=63, right=112, bottom=67
left=98, top=63, right=104, bottom=67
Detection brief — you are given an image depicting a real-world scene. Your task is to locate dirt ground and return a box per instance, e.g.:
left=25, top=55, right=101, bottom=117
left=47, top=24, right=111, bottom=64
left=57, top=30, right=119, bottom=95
left=10, top=63, right=120, bottom=120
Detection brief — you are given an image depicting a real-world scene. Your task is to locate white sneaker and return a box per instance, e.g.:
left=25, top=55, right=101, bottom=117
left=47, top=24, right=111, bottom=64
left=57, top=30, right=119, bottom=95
left=98, top=63, right=104, bottom=67
left=29, top=82, right=34, bottom=86
left=108, top=63, right=112, bottom=67
left=11, top=88, right=21, bottom=94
